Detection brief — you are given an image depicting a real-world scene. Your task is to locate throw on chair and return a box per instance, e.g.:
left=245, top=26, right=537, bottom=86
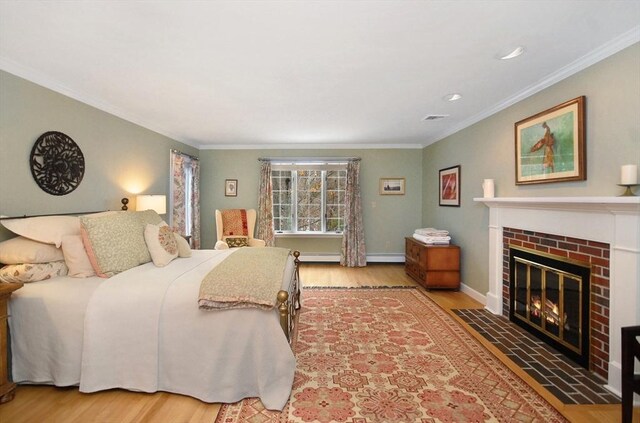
left=214, top=209, right=266, bottom=249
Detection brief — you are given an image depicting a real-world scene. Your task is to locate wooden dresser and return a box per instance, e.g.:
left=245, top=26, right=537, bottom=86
left=405, top=237, right=460, bottom=290
left=1, top=282, right=22, bottom=404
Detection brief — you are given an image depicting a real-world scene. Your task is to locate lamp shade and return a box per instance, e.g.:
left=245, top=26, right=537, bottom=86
left=136, top=195, right=167, bottom=214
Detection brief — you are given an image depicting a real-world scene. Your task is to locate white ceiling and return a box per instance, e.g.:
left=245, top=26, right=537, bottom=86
left=1, top=1, right=638, bottom=149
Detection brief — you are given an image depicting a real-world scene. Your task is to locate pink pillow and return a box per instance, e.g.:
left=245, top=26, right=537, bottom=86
left=61, top=234, right=95, bottom=278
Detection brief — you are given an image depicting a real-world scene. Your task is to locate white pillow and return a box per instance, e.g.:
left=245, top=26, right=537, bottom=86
left=144, top=224, right=178, bottom=267
left=0, top=236, right=64, bottom=264
left=1, top=216, right=81, bottom=248
left=0, top=261, right=68, bottom=283
left=174, top=233, right=192, bottom=258
left=61, top=234, right=95, bottom=277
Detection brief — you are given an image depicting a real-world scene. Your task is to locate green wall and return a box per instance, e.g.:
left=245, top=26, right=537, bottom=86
left=199, top=149, right=423, bottom=253
left=2, top=43, right=637, bottom=277
left=0, top=70, right=199, bottom=241
left=422, top=43, right=640, bottom=296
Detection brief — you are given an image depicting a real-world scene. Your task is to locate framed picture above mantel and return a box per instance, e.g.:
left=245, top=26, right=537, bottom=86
left=515, top=96, right=586, bottom=185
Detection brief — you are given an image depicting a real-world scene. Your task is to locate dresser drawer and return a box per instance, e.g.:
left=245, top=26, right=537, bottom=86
left=405, top=237, right=461, bottom=290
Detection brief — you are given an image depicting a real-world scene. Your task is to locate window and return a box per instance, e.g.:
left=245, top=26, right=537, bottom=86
left=272, top=164, right=346, bottom=234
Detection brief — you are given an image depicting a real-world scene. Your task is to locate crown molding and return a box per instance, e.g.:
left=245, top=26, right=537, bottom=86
left=198, top=143, right=423, bottom=150
left=423, top=25, right=640, bottom=147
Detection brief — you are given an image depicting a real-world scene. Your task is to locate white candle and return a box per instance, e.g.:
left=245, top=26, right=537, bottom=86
left=621, top=164, right=638, bottom=185
left=482, top=179, right=495, bottom=198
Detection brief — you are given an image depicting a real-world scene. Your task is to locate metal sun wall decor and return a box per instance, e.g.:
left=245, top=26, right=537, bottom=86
left=30, top=131, right=85, bottom=195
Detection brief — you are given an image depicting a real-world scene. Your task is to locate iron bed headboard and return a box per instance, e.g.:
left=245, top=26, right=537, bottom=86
left=0, top=210, right=109, bottom=221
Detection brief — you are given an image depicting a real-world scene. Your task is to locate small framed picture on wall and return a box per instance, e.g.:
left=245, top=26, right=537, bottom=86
left=225, top=179, right=237, bottom=197
left=439, top=165, right=460, bottom=207
left=379, top=177, right=405, bottom=195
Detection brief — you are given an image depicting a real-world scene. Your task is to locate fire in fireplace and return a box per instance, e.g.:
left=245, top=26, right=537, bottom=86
left=509, top=247, right=591, bottom=368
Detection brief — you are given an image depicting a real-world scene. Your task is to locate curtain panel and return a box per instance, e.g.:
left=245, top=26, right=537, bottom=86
left=190, top=158, right=201, bottom=249
left=170, top=153, right=186, bottom=232
left=170, top=151, right=201, bottom=248
left=341, top=160, right=366, bottom=267
left=256, top=161, right=275, bottom=246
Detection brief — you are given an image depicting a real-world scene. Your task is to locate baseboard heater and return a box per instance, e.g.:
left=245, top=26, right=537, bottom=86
left=299, top=253, right=404, bottom=263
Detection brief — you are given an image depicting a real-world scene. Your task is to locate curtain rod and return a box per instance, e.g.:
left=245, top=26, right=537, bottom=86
left=171, top=149, right=199, bottom=161
left=258, top=157, right=360, bottom=162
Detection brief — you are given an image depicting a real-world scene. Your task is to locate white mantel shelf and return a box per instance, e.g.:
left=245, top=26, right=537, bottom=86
left=476, top=195, right=639, bottom=396
left=474, top=196, right=640, bottom=212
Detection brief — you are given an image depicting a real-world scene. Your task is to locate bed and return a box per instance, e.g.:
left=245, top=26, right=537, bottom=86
left=1, top=212, right=301, bottom=411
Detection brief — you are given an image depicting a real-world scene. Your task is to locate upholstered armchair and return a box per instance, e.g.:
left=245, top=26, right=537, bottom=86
left=214, top=209, right=266, bottom=249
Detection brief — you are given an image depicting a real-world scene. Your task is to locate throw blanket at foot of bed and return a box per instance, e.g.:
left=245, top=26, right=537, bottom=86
left=199, top=247, right=291, bottom=310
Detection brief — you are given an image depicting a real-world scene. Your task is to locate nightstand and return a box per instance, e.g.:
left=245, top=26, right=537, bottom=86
left=0, top=283, right=23, bottom=404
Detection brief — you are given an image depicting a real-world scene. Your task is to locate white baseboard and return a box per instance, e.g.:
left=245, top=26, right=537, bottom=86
left=299, top=254, right=340, bottom=262
left=459, top=283, right=487, bottom=306
left=366, top=254, right=405, bottom=263
left=298, top=253, right=404, bottom=263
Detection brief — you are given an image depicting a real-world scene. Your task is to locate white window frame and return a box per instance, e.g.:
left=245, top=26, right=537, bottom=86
left=271, top=162, right=347, bottom=236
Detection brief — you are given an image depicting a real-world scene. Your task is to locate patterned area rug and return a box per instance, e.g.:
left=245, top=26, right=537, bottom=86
left=215, top=288, right=567, bottom=422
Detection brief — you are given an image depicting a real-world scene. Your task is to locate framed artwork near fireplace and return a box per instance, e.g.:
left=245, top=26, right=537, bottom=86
left=515, top=96, right=585, bottom=185
left=439, top=165, right=460, bottom=207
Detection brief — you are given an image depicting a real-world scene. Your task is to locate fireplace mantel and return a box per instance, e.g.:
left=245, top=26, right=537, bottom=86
left=475, top=196, right=640, bottom=396
left=476, top=196, right=640, bottom=211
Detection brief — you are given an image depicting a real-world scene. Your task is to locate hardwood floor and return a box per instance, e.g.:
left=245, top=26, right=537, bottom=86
left=0, top=263, right=632, bottom=422
left=0, top=386, right=221, bottom=423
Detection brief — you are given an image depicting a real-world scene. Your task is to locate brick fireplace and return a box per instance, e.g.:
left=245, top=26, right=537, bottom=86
left=502, top=228, right=608, bottom=378
left=475, top=196, right=640, bottom=396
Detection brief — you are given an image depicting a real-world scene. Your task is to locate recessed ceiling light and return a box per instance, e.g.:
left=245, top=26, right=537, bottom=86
left=499, top=46, right=525, bottom=60
left=443, top=93, right=462, bottom=102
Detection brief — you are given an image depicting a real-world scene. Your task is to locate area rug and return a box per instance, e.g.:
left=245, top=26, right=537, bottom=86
left=215, top=288, right=567, bottom=422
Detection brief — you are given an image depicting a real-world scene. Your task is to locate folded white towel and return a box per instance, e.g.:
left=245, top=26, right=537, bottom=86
left=413, top=233, right=451, bottom=244
left=415, top=228, right=449, bottom=237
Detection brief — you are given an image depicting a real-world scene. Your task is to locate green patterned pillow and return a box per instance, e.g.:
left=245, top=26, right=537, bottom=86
left=136, top=209, right=164, bottom=226
left=80, top=212, right=150, bottom=277
left=224, top=236, right=249, bottom=248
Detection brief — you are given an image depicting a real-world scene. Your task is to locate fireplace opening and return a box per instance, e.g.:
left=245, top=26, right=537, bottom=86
left=509, top=247, right=591, bottom=368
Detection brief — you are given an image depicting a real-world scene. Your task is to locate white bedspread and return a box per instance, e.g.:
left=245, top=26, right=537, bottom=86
left=9, top=249, right=296, bottom=410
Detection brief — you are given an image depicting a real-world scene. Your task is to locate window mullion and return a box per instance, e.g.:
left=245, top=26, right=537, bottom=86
left=321, top=170, right=327, bottom=233
left=292, top=171, right=298, bottom=232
